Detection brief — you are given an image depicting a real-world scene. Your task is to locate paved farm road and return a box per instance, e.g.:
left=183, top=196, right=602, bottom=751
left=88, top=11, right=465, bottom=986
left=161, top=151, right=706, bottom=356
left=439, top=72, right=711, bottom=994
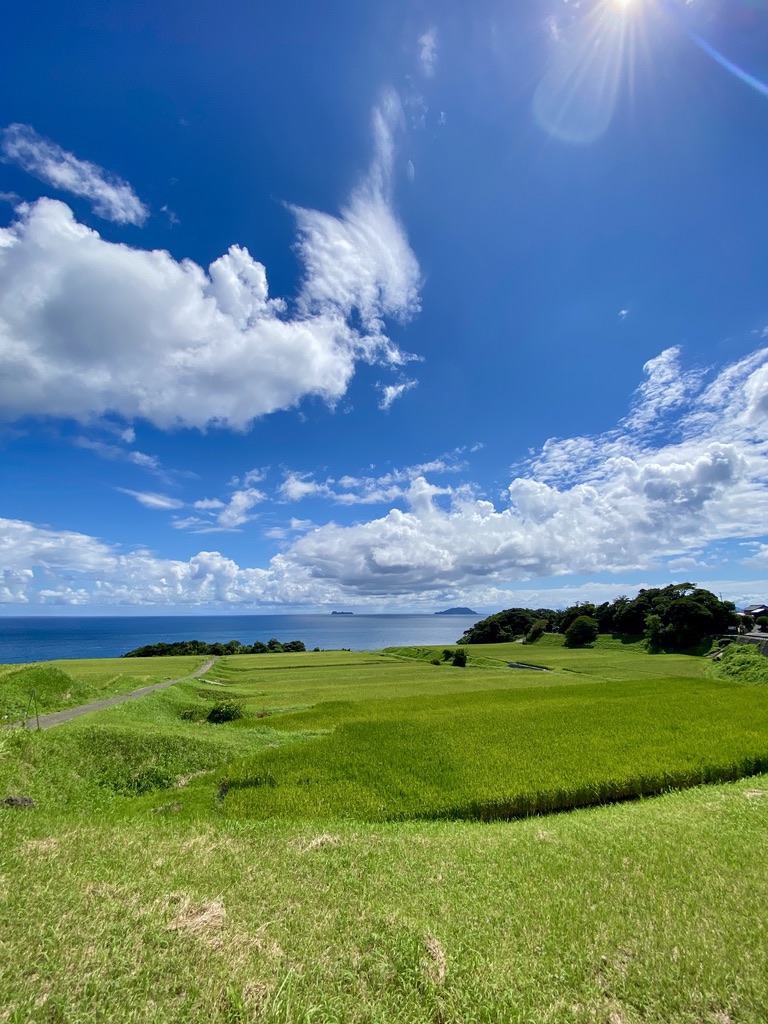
left=5, top=658, right=218, bottom=732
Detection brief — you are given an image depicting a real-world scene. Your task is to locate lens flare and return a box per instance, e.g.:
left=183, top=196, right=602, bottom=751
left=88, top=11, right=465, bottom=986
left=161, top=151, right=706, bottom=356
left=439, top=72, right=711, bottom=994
left=533, top=0, right=639, bottom=144
left=687, top=27, right=768, bottom=100
left=661, top=0, right=768, bottom=100
left=533, top=0, right=768, bottom=146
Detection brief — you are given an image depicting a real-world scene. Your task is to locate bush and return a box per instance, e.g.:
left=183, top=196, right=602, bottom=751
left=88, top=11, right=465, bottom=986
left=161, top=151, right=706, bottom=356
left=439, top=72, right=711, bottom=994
left=207, top=700, right=244, bottom=724
left=644, top=613, right=665, bottom=652
left=716, top=643, right=768, bottom=685
left=564, top=616, right=599, bottom=648
left=452, top=649, right=467, bottom=667
left=442, top=649, right=453, bottom=661
left=525, top=619, right=548, bottom=644
left=757, top=617, right=768, bottom=633
left=431, top=658, right=442, bottom=666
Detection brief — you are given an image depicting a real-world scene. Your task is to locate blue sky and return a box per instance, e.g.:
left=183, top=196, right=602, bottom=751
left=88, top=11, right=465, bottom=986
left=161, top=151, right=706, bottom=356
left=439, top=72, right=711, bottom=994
left=1, top=0, right=767, bottom=614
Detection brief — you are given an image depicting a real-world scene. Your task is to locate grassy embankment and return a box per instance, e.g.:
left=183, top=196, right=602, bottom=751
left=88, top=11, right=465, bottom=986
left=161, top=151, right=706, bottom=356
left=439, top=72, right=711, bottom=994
left=0, top=655, right=208, bottom=724
left=1, top=636, right=768, bottom=1022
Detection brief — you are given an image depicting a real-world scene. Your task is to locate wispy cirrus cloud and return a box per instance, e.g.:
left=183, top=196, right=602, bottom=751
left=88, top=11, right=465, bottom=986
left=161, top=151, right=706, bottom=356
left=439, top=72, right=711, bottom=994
left=116, top=489, right=184, bottom=511
left=622, top=346, right=705, bottom=433
left=417, top=28, right=439, bottom=78
left=292, top=89, right=421, bottom=342
left=74, top=436, right=164, bottom=474
left=171, top=486, right=266, bottom=533
left=378, top=378, right=418, bottom=410
left=1, top=123, right=149, bottom=225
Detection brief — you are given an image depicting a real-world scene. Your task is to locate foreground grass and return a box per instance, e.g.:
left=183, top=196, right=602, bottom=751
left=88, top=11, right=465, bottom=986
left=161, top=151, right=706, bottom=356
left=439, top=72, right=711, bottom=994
left=2, top=778, right=767, bottom=1023
left=0, top=656, right=207, bottom=723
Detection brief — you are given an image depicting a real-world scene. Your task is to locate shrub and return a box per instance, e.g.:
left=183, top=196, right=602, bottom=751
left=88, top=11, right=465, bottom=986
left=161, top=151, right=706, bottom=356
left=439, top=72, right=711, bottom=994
left=431, top=658, right=442, bottom=666
left=757, top=617, right=768, bottom=633
left=716, top=643, right=768, bottom=685
left=525, top=619, right=548, bottom=644
left=442, top=649, right=453, bottom=661
left=207, top=700, right=244, bottom=724
left=283, top=640, right=306, bottom=652
left=564, top=616, right=599, bottom=648
left=452, top=649, right=467, bottom=667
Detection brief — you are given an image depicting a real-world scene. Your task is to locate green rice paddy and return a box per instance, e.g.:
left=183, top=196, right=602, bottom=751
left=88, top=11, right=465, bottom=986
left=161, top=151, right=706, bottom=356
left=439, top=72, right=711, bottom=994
left=2, top=635, right=767, bottom=1022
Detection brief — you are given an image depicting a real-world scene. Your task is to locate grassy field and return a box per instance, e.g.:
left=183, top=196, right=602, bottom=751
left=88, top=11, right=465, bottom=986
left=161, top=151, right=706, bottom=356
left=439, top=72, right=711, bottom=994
left=0, top=655, right=208, bottom=724
left=218, top=676, right=768, bottom=822
left=383, top=633, right=713, bottom=680
left=2, top=636, right=768, bottom=1022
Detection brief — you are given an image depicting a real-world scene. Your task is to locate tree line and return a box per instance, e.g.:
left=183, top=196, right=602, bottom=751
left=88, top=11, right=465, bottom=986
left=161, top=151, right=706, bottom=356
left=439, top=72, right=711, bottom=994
left=457, top=584, right=739, bottom=651
left=122, top=638, right=307, bottom=658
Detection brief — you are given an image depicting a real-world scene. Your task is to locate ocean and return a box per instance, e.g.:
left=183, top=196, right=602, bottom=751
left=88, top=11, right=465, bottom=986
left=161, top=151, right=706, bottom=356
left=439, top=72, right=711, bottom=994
left=0, top=614, right=482, bottom=665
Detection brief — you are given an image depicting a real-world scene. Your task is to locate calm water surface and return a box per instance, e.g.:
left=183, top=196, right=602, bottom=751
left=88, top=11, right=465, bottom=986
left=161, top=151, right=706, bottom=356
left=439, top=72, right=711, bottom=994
left=0, top=614, right=481, bottom=664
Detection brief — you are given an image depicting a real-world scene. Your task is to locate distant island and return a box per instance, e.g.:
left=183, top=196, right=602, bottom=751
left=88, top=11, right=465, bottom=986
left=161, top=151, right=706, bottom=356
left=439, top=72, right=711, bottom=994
left=331, top=611, right=354, bottom=615
left=435, top=607, right=478, bottom=616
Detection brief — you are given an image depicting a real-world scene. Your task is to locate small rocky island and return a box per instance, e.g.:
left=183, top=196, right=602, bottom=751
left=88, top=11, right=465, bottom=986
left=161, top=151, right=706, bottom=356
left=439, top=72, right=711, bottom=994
left=435, top=607, right=478, bottom=616
left=331, top=611, right=354, bottom=615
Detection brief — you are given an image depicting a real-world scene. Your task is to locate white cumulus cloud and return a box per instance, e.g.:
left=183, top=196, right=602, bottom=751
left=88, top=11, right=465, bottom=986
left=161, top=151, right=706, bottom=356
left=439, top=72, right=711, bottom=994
left=2, top=348, right=767, bottom=609
left=0, top=97, right=421, bottom=431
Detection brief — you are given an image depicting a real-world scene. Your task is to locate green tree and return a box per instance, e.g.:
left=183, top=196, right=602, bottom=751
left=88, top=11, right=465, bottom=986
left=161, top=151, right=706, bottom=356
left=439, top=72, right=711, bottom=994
left=644, top=613, right=665, bottom=651
left=525, top=618, right=548, bottom=644
left=457, top=607, right=539, bottom=644
left=560, top=603, right=596, bottom=633
left=757, top=617, right=768, bottom=633
left=564, top=615, right=598, bottom=648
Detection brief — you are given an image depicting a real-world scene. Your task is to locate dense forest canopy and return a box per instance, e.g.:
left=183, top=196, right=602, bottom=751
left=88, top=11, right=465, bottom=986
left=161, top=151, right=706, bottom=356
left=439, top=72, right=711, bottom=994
left=458, top=584, right=738, bottom=651
left=122, top=638, right=306, bottom=657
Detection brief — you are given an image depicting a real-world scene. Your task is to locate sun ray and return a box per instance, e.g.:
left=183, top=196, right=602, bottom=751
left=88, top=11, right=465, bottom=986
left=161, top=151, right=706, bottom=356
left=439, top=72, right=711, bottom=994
left=533, top=0, right=641, bottom=143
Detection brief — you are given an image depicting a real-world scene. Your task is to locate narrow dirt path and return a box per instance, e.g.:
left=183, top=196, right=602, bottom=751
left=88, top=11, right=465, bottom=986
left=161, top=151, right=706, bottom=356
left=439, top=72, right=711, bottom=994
left=5, top=658, right=218, bottom=732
